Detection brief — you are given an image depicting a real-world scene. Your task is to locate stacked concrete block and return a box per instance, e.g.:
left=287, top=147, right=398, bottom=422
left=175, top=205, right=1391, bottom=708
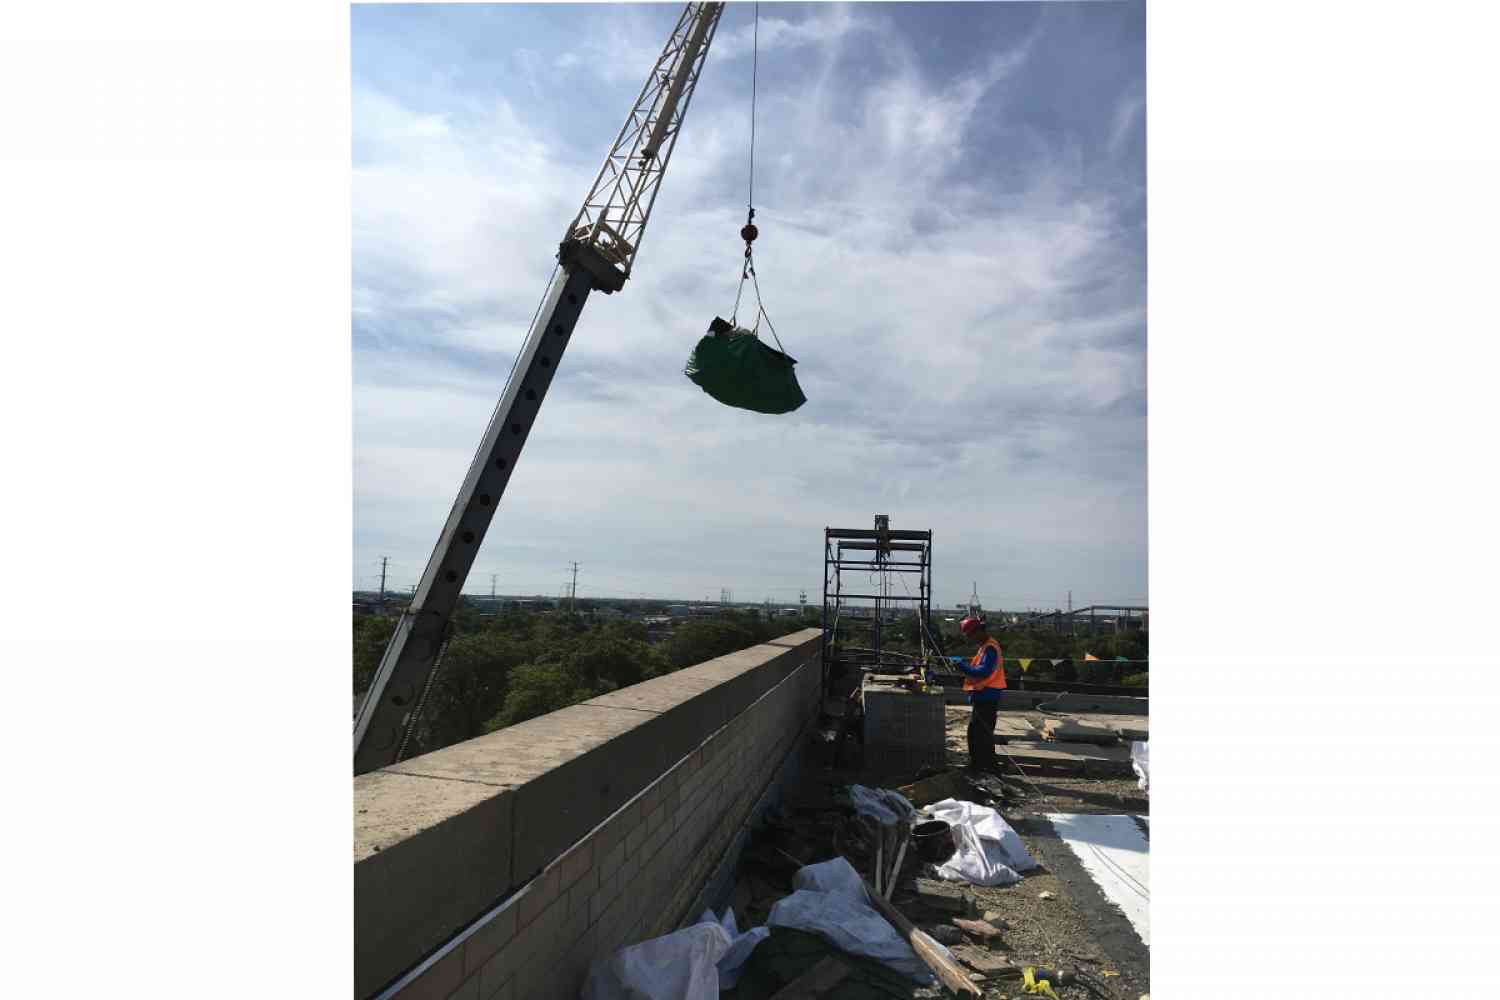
left=354, top=629, right=823, bottom=1000
left=861, top=678, right=947, bottom=777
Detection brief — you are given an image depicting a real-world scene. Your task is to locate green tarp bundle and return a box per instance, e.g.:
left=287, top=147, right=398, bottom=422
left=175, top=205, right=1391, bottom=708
left=685, top=316, right=806, bottom=414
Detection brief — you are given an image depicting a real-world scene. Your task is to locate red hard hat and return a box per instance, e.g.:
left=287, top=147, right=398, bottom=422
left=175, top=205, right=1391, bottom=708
left=959, top=617, right=985, bottom=636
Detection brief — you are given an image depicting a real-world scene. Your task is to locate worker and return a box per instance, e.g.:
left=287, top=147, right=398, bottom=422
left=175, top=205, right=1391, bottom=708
left=956, top=616, right=1006, bottom=774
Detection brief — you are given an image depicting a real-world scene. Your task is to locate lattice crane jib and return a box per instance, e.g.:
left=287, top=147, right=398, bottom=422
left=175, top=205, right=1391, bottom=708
left=562, top=2, right=723, bottom=293
left=354, top=3, right=725, bottom=775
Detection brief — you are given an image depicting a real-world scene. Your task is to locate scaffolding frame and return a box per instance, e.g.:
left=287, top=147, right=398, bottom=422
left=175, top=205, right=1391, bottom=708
left=821, top=515, right=939, bottom=696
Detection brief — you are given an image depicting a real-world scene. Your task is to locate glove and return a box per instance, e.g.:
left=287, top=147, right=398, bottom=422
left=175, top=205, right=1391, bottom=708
left=950, top=656, right=965, bottom=665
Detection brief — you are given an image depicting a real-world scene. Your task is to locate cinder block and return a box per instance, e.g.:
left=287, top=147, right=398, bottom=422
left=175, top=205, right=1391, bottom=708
left=624, top=822, right=648, bottom=858
left=355, top=774, right=514, bottom=999
left=599, top=839, right=625, bottom=880
left=516, top=866, right=560, bottom=928
left=461, top=906, right=517, bottom=979
left=559, top=840, right=594, bottom=892
left=446, top=973, right=479, bottom=1000
left=565, top=869, right=598, bottom=918
left=639, top=780, right=665, bottom=818
left=391, top=947, right=463, bottom=1000
left=355, top=631, right=822, bottom=1000
left=591, top=800, right=639, bottom=861
left=477, top=940, right=517, bottom=999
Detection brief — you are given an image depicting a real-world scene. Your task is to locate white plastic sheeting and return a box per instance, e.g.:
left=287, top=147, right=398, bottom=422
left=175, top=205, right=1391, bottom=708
left=923, top=798, right=1040, bottom=887
left=1131, top=740, right=1149, bottom=791
left=703, top=907, right=769, bottom=991
left=846, top=784, right=918, bottom=826
left=766, top=857, right=938, bottom=984
left=1045, top=813, right=1151, bottom=946
left=579, top=850, right=950, bottom=998
left=580, top=919, right=732, bottom=1000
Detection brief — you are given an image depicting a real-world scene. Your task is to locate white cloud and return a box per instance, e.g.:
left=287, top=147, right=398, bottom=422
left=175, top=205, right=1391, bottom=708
left=1108, top=92, right=1145, bottom=155
left=352, top=5, right=1146, bottom=607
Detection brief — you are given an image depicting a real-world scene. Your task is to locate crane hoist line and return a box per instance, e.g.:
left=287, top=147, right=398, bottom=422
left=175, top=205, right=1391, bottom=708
left=354, top=2, right=731, bottom=774
left=684, top=2, right=807, bottom=415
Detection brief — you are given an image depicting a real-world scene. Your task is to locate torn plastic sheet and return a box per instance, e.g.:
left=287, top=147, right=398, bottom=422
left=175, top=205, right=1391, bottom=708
left=580, top=919, right=731, bottom=1000
left=923, top=798, right=1040, bottom=887
left=701, top=907, right=769, bottom=991
left=766, top=857, right=939, bottom=984
left=847, top=785, right=918, bottom=827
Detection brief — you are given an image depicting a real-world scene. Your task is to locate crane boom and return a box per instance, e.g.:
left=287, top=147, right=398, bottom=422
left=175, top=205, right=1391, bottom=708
left=354, top=2, right=724, bottom=774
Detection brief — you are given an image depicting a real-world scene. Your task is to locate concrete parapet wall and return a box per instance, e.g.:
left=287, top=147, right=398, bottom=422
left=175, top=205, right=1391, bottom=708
left=354, top=628, right=823, bottom=1000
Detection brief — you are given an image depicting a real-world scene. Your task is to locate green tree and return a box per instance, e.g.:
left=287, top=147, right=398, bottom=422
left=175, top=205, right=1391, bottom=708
left=353, top=614, right=396, bottom=694
left=486, top=660, right=599, bottom=730
left=663, top=619, right=759, bottom=671
left=423, top=631, right=532, bottom=743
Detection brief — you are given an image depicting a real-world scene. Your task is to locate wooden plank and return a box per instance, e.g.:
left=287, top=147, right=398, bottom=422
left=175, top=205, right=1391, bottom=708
left=952, top=917, right=1005, bottom=941
left=768, top=956, right=851, bottom=999
left=994, top=740, right=1135, bottom=778
left=1039, top=719, right=1120, bottom=745
left=951, top=945, right=1022, bottom=975
left=862, top=877, right=983, bottom=997
left=897, top=771, right=965, bottom=807
left=999, top=740, right=1133, bottom=762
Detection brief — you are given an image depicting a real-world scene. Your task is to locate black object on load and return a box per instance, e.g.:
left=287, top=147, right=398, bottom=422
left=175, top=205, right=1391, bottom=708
left=685, top=315, right=806, bottom=415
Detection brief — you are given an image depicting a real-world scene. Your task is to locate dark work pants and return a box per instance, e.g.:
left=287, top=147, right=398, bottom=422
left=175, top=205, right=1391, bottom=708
left=968, top=698, right=1000, bottom=772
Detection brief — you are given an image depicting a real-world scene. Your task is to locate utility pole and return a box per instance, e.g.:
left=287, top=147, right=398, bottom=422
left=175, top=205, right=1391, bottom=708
left=378, top=556, right=389, bottom=608
left=491, top=573, right=498, bottom=600
left=570, top=562, right=580, bottom=613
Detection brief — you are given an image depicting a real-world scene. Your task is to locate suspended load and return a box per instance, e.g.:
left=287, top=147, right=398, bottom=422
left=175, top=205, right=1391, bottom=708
left=685, top=315, right=806, bottom=414
left=684, top=7, right=805, bottom=416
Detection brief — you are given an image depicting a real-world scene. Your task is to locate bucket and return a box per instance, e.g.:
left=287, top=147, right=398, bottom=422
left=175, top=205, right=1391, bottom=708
left=911, top=819, right=957, bottom=865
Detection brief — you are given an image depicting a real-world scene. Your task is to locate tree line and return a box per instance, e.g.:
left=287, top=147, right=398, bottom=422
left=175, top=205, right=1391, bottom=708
left=827, top=613, right=1149, bottom=686
left=353, top=607, right=818, bottom=759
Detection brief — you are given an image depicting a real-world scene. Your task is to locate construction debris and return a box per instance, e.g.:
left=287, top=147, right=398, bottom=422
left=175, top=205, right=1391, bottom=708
left=896, top=770, right=966, bottom=807
left=912, top=877, right=972, bottom=914
left=951, top=945, right=1019, bottom=975
left=859, top=872, right=983, bottom=997
left=924, top=923, right=964, bottom=946
left=1034, top=717, right=1121, bottom=745
left=952, top=917, right=1005, bottom=941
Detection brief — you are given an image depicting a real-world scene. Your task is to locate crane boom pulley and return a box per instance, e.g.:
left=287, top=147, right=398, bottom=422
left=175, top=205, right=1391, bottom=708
left=354, top=2, right=725, bottom=774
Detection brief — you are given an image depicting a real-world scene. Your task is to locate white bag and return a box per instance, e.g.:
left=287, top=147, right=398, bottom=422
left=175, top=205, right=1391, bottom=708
left=1131, top=740, right=1149, bottom=792
left=581, top=919, right=732, bottom=1000
left=924, top=798, right=1039, bottom=887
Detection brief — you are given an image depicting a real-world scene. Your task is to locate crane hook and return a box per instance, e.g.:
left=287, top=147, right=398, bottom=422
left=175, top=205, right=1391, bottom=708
left=741, top=207, right=758, bottom=277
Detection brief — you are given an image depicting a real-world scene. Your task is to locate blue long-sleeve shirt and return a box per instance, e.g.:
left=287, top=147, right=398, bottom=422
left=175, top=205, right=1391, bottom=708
left=956, top=646, right=1004, bottom=703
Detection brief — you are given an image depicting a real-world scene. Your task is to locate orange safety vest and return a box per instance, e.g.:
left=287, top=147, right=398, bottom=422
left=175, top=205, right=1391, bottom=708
left=963, top=637, right=1007, bottom=692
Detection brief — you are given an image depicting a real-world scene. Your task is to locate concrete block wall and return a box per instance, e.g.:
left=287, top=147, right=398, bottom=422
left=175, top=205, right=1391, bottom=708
left=355, top=628, right=822, bottom=1000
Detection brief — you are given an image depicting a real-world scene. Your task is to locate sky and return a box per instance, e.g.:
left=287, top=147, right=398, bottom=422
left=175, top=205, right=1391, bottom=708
left=352, top=1, right=1146, bottom=613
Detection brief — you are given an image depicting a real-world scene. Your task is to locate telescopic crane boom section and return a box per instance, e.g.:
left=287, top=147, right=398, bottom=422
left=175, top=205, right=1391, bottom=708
left=354, top=2, right=725, bottom=775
